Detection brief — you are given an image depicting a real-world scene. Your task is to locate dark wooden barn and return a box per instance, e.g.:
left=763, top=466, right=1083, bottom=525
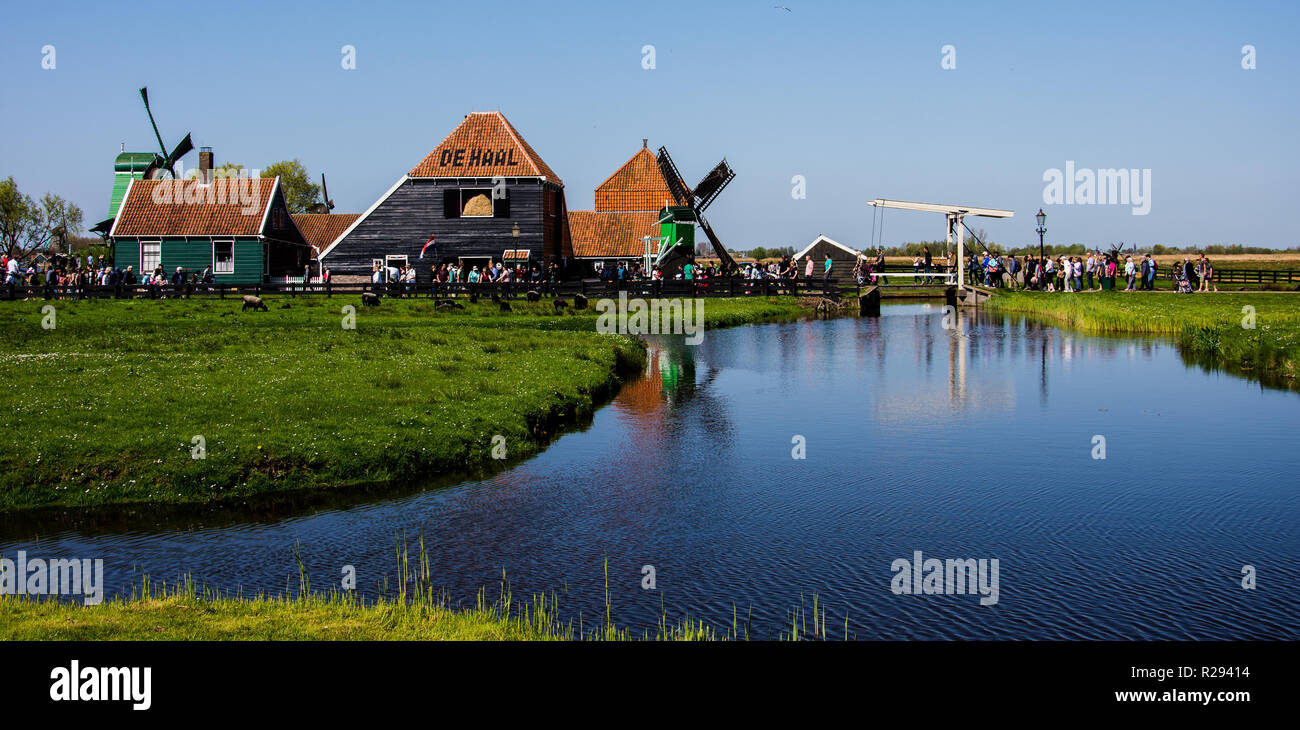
left=793, top=234, right=863, bottom=283
left=319, top=112, right=572, bottom=280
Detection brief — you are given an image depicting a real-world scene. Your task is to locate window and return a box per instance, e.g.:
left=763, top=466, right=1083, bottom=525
left=141, top=241, right=161, bottom=273
left=444, top=188, right=506, bottom=218
left=385, top=255, right=408, bottom=269
left=214, top=240, right=234, bottom=274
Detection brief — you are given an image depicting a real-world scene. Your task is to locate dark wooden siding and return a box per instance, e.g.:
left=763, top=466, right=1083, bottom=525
left=797, top=240, right=862, bottom=283
left=265, top=187, right=308, bottom=246
left=322, top=178, right=566, bottom=278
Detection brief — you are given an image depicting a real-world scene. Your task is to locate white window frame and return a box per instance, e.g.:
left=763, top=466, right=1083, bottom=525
left=385, top=254, right=408, bottom=269
left=213, top=239, right=235, bottom=274
left=140, top=240, right=161, bottom=273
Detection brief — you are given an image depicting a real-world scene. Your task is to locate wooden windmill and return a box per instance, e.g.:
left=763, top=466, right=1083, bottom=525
left=656, top=146, right=739, bottom=274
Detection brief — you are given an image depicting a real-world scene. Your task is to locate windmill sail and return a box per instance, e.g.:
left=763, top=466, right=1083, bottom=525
left=139, top=87, right=192, bottom=178
left=692, top=159, right=734, bottom=212
left=655, top=147, right=692, bottom=206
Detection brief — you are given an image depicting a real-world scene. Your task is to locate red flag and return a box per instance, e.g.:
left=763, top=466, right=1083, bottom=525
left=419, top=235, right=436, bottom=260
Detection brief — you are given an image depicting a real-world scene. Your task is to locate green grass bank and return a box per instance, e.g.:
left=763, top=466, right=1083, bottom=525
left=985, top=291, right=1300, bottom=387
left=0, top=295, right=804, bottom=512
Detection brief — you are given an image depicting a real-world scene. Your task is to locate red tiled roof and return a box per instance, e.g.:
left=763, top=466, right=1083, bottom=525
left=594, top=147, right=679, bottom=212
left=292, top=213, right=361, bottom=257
left=409, top=111, right=562, bottom=183
left=112, top=178, right=277, bottom=237
left=569, top=210, right=661, bottom=258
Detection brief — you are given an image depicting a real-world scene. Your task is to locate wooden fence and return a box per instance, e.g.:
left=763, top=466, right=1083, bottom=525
left=2, top=277, right=862, bottom=302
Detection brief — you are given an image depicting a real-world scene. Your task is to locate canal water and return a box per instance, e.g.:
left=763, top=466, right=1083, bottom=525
left=4, top=304, right=1298, bottom=639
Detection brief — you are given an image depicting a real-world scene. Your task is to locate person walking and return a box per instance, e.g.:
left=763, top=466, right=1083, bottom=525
left=1182, top=257, right=1196, bottom=291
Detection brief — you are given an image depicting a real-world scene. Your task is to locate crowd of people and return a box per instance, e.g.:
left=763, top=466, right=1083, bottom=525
left=1, top=252, right=317, bottom=299
left=3, top=247, right=1227, bottom=300
left=960, top=250, right=1218, bottom=293
left=4, top=253, right=145, bottom=298
left=368, top=259, right=563, bottom=296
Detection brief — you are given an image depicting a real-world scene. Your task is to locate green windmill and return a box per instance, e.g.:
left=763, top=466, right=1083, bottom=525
left=90, top=87, right=194, bottom=239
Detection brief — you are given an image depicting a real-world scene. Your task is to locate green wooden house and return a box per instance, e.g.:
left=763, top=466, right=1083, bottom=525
left=110, top=176, right=311, bottom=283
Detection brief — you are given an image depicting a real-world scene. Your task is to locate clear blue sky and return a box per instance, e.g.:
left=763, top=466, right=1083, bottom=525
left=2, top=0, right=1296, bottom=250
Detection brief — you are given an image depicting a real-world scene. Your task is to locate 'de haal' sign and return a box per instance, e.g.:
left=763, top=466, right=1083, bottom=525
left=438, top=147, right=520, bottom=168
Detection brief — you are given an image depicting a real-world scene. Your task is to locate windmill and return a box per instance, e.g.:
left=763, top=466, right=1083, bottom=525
left=307, top=174, right=335, bottom=214
left=656, top=146, right=740, bottom=275
left=139, top=87, right=193, bottom=180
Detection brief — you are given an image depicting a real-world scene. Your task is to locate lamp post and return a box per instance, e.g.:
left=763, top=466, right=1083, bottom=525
left=1035, top=208, right=1047, bottom=268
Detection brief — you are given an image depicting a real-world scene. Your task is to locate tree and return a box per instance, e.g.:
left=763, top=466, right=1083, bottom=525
left=0, top=177, right=83, bottom=259
left=186, top=162, right=246, bottom=180
left=261, top=160, right=320, bottom=214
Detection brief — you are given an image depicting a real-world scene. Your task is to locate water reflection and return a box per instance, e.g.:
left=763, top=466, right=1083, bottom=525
left=3, top=305, right=1298, bottom=640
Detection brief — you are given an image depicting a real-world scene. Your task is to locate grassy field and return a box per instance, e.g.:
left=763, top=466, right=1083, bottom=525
left=0, top=574, right=735, bottom=641
left=985, top=290, right=1300, bottom=387
left=0, top=294, right=804, bottom=512
left=0, top=584, right=572, bottom=640
left=0, top=559, right=844, bottom=640
left=0, top=541, right=759, bottom=640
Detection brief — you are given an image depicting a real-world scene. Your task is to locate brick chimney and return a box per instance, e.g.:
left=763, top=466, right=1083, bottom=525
left=199, top=147, right=214, bottom=183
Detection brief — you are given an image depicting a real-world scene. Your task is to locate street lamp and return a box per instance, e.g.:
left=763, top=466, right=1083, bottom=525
left=511, top=223, right=520, bottom=239
left=1035, top=208, right=1047, bottom=268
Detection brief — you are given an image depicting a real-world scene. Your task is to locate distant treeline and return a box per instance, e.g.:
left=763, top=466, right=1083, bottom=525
left=739, top=241, right=1299, bottom=259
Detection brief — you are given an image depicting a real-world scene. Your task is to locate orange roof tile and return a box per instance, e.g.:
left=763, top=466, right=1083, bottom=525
left=568, top=210, right=661, bottom=258
left=409, top=111, right=562, bottom=183
left=594, top=147, right=680, bottom=212
left=292, top=213, right=361, bottom=257
left=112, top=178, right=278, bottom=237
